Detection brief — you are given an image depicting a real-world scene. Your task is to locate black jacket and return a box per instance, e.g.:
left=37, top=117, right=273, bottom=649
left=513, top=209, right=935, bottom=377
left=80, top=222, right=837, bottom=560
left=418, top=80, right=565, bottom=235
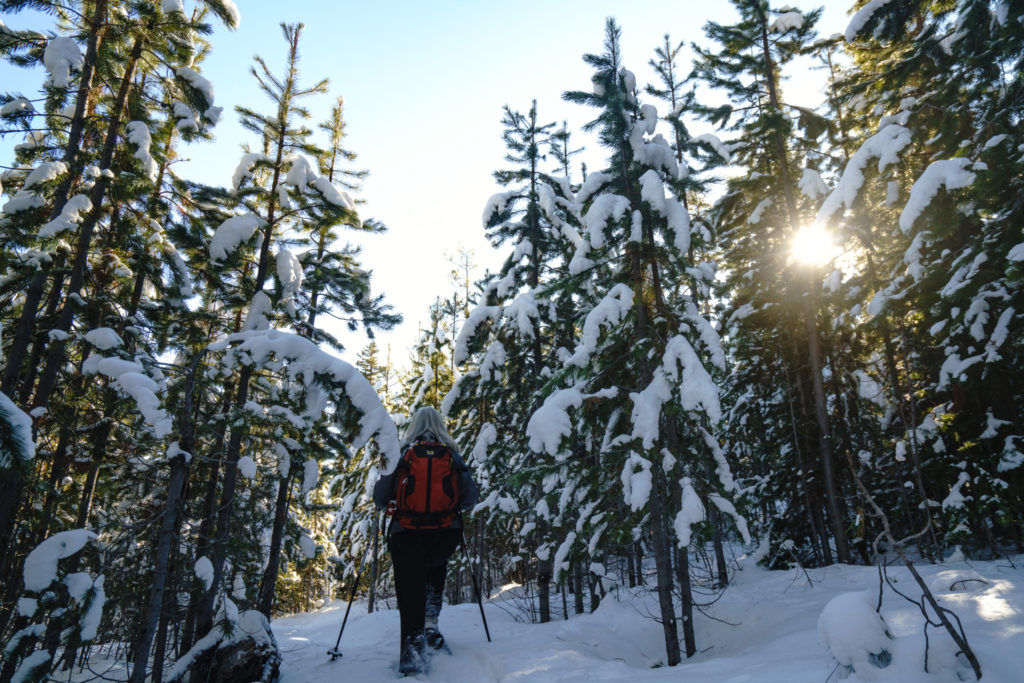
left=373, top=433, right=478, bottom=534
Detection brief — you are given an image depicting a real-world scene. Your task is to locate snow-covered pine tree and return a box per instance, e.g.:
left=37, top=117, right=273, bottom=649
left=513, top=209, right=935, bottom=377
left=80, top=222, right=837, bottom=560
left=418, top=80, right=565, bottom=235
left=402, top=297, right=458, bottom=411
left=690, top=0, right=857, bottom=566
left=832, top=0, right=1024, bottom=556
left=146, top=23, right=398, bottom=680
left=3, top=530, right=104, bottom=682
left=446, top=99, right=591, bottom=622
left=1, top=3, right=236, bottom=673
left=299, top=96, right=399, bottom=347
left=529, top=18, right=744, bottom=664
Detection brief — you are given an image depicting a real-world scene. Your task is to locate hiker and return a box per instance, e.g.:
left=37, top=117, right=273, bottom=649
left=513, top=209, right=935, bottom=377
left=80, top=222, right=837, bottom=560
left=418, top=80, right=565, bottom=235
left=374, top=406, right=479, bottom=675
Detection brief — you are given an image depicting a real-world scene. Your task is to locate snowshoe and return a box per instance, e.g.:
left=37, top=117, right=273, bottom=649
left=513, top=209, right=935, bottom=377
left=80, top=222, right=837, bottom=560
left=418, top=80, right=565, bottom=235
left=424, top=627, right=450, bottom=655
left=398, top=633, right=428, bottom=676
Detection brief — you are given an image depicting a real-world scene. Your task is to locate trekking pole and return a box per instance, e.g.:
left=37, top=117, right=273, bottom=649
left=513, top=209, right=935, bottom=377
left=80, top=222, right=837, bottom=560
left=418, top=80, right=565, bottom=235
left=328, top=513, right=382, bottom=660
left=461, top=528, right=491, bottom=642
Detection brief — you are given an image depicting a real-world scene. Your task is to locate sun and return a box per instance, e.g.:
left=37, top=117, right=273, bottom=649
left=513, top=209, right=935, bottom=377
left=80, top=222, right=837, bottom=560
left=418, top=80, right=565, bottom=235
left=791, top=224, right=838, bottom=266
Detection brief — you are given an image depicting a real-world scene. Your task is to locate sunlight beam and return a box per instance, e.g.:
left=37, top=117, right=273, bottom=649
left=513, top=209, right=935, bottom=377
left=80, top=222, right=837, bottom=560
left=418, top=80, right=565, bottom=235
left=791, top=224, right=838, bottom=266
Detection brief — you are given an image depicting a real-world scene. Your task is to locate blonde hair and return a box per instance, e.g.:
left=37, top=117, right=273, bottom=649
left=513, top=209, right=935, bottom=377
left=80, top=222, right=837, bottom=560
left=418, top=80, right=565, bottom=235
left=403, top=406, right=458, bottom=452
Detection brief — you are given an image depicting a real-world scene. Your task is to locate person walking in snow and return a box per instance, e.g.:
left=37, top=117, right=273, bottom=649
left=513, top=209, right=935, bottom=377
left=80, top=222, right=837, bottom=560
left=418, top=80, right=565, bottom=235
left=374, top=405, right=478, bottom=675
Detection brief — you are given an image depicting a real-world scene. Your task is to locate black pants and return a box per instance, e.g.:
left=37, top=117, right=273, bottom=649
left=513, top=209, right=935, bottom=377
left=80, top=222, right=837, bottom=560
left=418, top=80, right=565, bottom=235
left=388, top=528, right=461, bottom=641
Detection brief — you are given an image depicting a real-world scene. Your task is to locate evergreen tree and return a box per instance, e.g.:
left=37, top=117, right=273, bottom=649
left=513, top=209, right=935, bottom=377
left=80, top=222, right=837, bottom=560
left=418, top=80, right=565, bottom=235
left=827, top=0, right=1024, bottom=556
left=447, top=97, right=587, bottom=622
left=691, top=0, right=855, bottom=566
left=403, top=297, right=457, bottom=412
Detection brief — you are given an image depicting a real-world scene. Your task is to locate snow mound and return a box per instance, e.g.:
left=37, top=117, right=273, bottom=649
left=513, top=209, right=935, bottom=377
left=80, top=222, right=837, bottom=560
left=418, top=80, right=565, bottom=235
left=817, top=590, right=893, bottom=677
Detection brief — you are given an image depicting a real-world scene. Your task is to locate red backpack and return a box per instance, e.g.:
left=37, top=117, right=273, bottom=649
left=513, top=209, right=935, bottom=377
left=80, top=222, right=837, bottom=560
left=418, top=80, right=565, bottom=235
left=392, top=441, right=462, bottom=529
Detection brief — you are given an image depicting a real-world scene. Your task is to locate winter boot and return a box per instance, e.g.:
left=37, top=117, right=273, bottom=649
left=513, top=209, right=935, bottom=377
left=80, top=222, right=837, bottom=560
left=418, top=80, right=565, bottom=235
left=424, top=596, right=447, bottom=652
left=398, top=632, right=426, bottom=675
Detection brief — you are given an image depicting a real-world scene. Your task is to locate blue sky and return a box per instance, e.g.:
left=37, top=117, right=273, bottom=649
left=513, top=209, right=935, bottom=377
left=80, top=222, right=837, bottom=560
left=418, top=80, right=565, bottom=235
left=1, top=1, right=852, bottom=366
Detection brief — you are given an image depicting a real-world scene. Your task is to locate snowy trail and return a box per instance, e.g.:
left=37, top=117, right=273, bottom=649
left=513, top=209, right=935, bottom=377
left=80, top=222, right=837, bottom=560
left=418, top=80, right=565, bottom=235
left=273, top=555, right=1024, bottom=682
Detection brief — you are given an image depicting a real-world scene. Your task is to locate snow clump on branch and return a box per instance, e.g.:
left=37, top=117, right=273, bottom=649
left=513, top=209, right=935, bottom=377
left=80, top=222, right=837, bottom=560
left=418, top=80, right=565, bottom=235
left=43, top=36, right=84, bottom=88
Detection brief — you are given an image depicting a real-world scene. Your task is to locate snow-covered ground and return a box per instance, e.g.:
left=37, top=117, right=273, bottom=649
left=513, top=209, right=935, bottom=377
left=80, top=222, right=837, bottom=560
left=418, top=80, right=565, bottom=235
left=275, top=553, right=1024, bottom=682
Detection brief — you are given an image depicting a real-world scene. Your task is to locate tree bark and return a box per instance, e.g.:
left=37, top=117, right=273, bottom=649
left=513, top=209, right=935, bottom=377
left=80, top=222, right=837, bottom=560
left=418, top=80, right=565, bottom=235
left=649, top=468, right=681, bottom=666
left=676, top=545, right=696, bottom=658
left=257, top=474, right=293, bottom=615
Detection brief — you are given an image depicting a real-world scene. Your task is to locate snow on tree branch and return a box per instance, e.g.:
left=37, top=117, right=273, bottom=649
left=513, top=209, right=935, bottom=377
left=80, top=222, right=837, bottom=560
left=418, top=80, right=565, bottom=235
left=125, top=122, right=158, bottom=180
left=209, top=213, right=266, bottom=263
left=220, top=329, right=400, bottom=467
left=815, top=124, right=912, bottom=226
left=845, top=0, right=898, bottom=42
left=898, top=158, right=978, bottom=234
left=567, top=283, right=633, bottom=368
left=0, top=390, right=35, bottom=468
left=43, top=37, right=83, bottom=88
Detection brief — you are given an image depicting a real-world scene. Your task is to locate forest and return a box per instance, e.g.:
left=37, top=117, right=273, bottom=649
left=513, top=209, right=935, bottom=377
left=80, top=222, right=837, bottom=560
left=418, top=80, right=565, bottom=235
left=0, top=0, right=1022, bottom=681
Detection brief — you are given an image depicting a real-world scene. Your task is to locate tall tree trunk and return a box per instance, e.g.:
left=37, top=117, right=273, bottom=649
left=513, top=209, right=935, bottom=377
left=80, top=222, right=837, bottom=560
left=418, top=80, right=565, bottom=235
left=710, top=505, right=729, bottom=589
left=193, top=34, right=294, bottom=648
left=789, top=339, right=834, bottom=564
left=666, top=420, right=696, bottom=657
left=758, top=14, right=850, bottom=564
left=802, top=277, right=851, bottom=563
left=16, top=269, right=68, bottom=405
left=572, top=562, right=584, bottom=614
left=626, top=545, right=637, bottom=588
left=784, top=371, right=828, bottom=565
left=180, top=390, right=232, bottom=655
left=30, top=29, right=148, bottom=415
left=525, top=127, right=554, bottom=624
left=129, top=351, right=204, bottom=683
left=675, top=544, right=696, bottom=658
left=150, top=553, right=179, bottom=683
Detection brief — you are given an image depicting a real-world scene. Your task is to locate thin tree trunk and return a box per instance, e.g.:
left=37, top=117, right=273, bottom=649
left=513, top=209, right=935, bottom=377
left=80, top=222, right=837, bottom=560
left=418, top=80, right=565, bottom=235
left=129, top=352, right=204, bottom=683
left=16, top=270, right=68, bottom=405
left=150, top=551, right=179, bottom=683
left=573, top=562, right=584, bottom=615
left=784, top=371, right=827, bottom=565
left=649, top=468, right=681, bottom=666
left=193, top=26, right=297, bottom=654
left=257, top=474, right=292, bottom=615
left=33, top=428, right=73, bottom=544
left=625, top=545, right=637, bottom=588
left=710, top=505, right=729, bottom=589
left=802, top=277, right=851, bottom=563
left=789, top=339, right=834, bottom=564
left=666, top=420, right=696, bottom=657
left=676, top=545, right=696, bottom=658
left=180, top=393, right=231, bottom=655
